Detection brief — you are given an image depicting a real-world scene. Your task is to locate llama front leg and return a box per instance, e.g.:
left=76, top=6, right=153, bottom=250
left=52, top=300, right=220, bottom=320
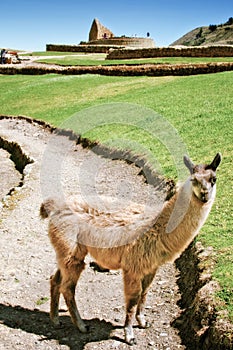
left=136, top=270, right=157, bottom=329
left=59, top=260, right=88, bottom=333
left=123, top=272, right=142, bottom=345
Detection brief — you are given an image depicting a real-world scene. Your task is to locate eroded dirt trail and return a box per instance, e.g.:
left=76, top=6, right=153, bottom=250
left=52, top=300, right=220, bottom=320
left=0, top=117, right=185, bottom=350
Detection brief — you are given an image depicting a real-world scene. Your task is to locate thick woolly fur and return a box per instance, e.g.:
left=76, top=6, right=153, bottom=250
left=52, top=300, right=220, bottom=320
left=40, top=153, right=221, bottom=345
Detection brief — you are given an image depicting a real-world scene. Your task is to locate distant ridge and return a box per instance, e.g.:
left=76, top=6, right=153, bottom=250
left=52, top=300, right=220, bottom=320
left=171, top=17, right=233, bottom=46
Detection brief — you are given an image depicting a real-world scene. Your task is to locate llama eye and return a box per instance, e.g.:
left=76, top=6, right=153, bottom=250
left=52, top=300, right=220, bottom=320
left=191, top=178, right=198, bottom=185
left=211, top=177, right=217, bottom=186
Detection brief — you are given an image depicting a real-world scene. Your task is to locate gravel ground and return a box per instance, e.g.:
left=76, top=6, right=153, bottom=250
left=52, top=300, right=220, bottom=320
left=0, top=116, right=185, bottom=350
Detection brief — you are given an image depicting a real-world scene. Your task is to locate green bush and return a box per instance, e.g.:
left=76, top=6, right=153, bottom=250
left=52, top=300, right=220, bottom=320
left=224, top=17, right=233, bottom=26
left=209, top=24, right=217, bottom=32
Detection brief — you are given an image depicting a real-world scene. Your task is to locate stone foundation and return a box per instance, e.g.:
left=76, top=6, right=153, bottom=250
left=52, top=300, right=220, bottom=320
left=46, top=38, right=155, bottom=54
left=89, top=37, right=155, bottom=48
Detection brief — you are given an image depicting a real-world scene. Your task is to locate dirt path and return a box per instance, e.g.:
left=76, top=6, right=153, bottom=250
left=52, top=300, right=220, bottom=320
left=0, top=116, right=185, bottom=350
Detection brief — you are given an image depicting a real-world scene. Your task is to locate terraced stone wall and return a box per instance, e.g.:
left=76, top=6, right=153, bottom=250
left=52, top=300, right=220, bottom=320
left=46, top=44, right=123, bottom=54
left=46, top=37, right=155, bottom=53
left=89, top=37, right=155, bottom=48
left=107, top=45, right=233, bottom=59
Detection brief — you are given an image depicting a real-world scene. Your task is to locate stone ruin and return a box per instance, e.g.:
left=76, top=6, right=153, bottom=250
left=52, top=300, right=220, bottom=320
left=89, top=18, right=114, bottom=41
left=47, top=18, right=155, bottom=52
left=88, top=18, right=155, bottom=48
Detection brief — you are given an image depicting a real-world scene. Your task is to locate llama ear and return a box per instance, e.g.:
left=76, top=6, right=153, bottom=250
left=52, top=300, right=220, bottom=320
left=207, top=153, right=222, bottom=171
left=183, top=155, right=194, bottom=174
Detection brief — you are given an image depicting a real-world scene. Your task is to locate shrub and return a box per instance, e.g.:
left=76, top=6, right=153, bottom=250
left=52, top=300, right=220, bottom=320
left=196, top=28, right=203, bottom=39
left=224, top=17, right=233, bottom=26
left=209, top=24, right=217, bottom=32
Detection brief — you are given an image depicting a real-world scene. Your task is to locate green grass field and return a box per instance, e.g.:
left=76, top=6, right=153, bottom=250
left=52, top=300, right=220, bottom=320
left=35, top=53, right=233, bottom=66
left=0, top=67, right=232, bottom=320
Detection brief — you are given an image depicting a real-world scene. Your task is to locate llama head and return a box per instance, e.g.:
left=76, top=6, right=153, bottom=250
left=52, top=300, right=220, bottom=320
left=183, top=153, right=221, bottom=203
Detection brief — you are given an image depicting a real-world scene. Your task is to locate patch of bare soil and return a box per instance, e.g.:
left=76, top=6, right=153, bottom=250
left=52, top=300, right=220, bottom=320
left=0, top=116, right=184, bottom=350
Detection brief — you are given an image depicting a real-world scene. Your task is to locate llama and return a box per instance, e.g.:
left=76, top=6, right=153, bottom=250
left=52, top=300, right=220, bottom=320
left=40, top=153, right=221, bottom=345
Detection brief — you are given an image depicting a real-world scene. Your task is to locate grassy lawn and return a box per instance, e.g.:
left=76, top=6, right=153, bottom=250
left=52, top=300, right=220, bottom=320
left=0, top=70, right=232, bottom=319
left=22, top=51, right=86, bottom=56
left=28, top=51, right=233, bottom=66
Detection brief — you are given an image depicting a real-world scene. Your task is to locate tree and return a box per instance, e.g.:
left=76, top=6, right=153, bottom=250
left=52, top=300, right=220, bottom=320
left=209, top=24, right=217, bottom=32
left=196, top=28, right=203, bottom=38
left=225, top=17, right=233, bottom=25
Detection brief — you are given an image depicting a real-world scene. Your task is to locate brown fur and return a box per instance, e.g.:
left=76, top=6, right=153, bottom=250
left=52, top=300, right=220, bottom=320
left=40, top=153, right=221, bottom=345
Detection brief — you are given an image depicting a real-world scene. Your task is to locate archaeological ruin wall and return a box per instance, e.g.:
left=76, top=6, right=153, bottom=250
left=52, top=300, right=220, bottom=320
left=107, top=45, right=233, bottom=59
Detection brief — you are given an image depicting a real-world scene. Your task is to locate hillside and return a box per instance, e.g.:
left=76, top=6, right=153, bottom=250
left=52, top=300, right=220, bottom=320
left=171, top=17, right=233, bottom=46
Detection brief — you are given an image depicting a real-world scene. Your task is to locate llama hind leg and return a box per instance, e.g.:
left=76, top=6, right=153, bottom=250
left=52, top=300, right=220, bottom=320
left=136, top=270, right=157, bottom=329
left=123, top=272, right=142, bottom=345
left=60, top=259, right=88, bottom=333
left=50, top=269, right=62, bottom=326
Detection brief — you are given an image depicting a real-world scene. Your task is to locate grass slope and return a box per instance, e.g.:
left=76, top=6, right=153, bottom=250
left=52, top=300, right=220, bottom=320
left=171, top=22, right=233, bottom=46
left=34, top=53, right=233, bottom=66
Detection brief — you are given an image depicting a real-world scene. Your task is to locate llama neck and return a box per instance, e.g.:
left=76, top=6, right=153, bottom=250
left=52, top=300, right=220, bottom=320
left=157, top=179, right=216, bottom=262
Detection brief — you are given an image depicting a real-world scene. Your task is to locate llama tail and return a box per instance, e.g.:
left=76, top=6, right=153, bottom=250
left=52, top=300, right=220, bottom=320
left=40, top=198, right=61, bottom=219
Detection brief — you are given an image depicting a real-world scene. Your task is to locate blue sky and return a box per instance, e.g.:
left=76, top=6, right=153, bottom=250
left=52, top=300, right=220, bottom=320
left=1, top=0, right=232, bottom=51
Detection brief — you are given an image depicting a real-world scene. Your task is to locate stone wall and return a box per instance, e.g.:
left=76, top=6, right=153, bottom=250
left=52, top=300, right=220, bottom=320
left=1, top=62, right=233, bottom=76
left=46, top=44, right=124, bottom=54
left=89, top=37, right=155, bottom=48
left=89, top=18, right=114, bottom=41
left=46, top=43, right=233, bottom=56
left=46, top=37, right=155, bottom=53
left=107, top=45, right=233, bottom=59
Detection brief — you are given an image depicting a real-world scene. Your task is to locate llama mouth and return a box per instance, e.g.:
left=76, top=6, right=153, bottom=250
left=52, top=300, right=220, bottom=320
left=200, top=197, right=209, bottom=203
left=193, top=193, right=209, bottom=203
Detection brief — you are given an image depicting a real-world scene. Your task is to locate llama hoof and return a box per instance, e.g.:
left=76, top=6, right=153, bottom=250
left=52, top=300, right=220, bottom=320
left=54, top=322, right=63, bottom=329
left=125, top=327, right=137, bottom=345
left=84, top=325, right=90, bottom=333
left=138, top=323, right=151, bottom=329
left=51, top=317, right=62, bottom=328
left=136, top=315, right=151, bottom=329
left=127, top=338, right=137, bottom=346
left=142, top=321, right=151, bottom=329
left=79, top=324, right=89, bottom=333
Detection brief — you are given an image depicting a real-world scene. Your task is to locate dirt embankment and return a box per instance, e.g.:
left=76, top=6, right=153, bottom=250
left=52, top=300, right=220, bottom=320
left=0, top=116, right=232, bottom=349
left=175, top=243, right=233, bottom=349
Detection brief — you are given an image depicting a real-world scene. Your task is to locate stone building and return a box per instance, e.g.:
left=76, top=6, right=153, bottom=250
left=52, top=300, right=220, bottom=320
left=89, top=18, right=114, bottom=41
left=47, top=18, right=155, bottom=52
left=88, top=18, right=155, bottom=48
